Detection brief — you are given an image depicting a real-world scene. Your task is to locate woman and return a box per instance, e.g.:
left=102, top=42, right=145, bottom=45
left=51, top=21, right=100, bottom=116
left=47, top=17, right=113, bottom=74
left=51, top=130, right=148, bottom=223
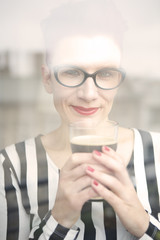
left=0, top=0, right=160, bottom=239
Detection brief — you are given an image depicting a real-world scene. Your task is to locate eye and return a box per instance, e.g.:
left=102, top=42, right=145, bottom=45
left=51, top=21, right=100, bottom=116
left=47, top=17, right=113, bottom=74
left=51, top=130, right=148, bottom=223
left=62, top=69, right=81, bottom=78
left=97, top=69, right=113, bottom=80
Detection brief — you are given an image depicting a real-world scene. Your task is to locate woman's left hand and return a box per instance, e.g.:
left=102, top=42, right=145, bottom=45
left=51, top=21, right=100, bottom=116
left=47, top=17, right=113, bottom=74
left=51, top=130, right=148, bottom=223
left=86, top=146, right=149, bottom=238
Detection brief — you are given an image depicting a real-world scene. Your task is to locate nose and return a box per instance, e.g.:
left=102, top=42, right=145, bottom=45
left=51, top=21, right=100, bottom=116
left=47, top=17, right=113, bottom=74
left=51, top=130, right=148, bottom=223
left=77, top=77, right=98, bottom=102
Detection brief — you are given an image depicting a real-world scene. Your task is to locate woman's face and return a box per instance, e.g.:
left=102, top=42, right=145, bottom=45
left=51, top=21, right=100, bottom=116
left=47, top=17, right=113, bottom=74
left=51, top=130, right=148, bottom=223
left=43, top=36, right=121, bottom=125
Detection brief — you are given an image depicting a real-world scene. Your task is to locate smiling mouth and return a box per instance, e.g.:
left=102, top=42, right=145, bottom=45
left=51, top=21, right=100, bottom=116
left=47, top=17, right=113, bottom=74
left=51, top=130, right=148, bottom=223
left=72, top=106, right=99, bottom=116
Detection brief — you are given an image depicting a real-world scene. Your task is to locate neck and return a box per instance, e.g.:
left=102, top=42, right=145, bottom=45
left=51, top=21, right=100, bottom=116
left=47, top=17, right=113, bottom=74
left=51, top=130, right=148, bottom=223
left=44, top=122, right=71, bottom=152
left=57, top=123, right=70, bottom=150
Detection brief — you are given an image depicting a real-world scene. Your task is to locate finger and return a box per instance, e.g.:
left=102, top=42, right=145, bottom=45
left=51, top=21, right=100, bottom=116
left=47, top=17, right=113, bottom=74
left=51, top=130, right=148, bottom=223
left=61, top=162, right=88, bottom=181
left=64, top=152, right=98, bottom=171
left=92, top=149, right=123, bottom=171
left=63, top=152, right=112, bottom=180
left=91, top=179, right=120, bottom=208
left=77, top=185, right=98, bottom=202
left=86, top=167, right=124, bottom=196
left=87, top=166, right=136, bottom=200
left=74, top=175, right=92, bottom=192
left=102, top=146, right=124, bottom=164
left=61, top=160, right=106, bottom=183
left=92, top=149, right=131, bottom=185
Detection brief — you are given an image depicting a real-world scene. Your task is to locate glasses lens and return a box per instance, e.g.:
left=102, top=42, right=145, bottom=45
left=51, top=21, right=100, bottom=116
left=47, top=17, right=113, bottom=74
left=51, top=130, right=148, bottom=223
left=57, top=66, right=84, bottom=87
left=96, top=69, right=122, bottom=89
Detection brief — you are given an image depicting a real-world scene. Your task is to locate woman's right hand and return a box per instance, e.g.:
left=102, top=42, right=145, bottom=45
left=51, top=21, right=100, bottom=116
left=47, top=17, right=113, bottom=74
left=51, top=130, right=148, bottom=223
left=51, top=152, right=102, bottom=228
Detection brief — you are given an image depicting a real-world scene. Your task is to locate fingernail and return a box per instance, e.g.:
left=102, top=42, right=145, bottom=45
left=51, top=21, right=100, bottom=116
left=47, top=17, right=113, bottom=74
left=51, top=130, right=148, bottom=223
left=104, top=146, right=110, bottom=151
left=87, top=166, right=95, bottom=172
left=94, top=150, right=102, bottom=156
left=93, top=180, right=99, bottom=186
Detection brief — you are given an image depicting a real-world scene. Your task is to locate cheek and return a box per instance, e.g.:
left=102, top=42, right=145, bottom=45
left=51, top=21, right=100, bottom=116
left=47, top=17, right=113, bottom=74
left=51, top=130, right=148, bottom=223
left=102, top=89, right=117, bottom=103
left=53, top=93, right=66, bottom=118
left=52, top=84, right=74, bottom=108
left=53, top=90, right=65, bottom=108
left=52, top=80, right=66, bottom=100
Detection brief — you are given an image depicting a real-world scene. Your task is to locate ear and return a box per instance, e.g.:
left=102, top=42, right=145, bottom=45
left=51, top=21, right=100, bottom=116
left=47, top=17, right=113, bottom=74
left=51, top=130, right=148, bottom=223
left=41, top=64, right=53, bottom=94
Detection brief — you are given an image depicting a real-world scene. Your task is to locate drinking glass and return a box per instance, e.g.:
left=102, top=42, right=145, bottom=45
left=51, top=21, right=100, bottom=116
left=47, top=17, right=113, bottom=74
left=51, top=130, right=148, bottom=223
left=69, top=120, right=119, bottom=201
left=70, top=120, right=119, bottom=153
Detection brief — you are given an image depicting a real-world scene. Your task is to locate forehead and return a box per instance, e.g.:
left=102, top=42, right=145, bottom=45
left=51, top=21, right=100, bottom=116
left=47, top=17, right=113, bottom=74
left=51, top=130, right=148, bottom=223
left=50, top=35, right=121, bottom=68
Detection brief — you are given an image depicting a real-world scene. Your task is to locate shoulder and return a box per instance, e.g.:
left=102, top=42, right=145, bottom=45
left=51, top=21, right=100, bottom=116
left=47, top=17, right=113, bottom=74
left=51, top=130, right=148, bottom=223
left=117, top=127, right=160, bottom=146
left=149, top=131, right=160, bottom=159
left=133, top=128, right=160, bottom=144
left=133, top=129, right=160, bottom=163
left=0, top=135, right=42, bottom=169
left=0, top=135, right=45, bottom=186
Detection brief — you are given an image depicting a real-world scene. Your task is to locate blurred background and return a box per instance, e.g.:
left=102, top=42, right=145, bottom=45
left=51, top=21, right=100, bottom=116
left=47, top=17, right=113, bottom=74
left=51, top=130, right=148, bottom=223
left=0, top=0, right=160, bottom=149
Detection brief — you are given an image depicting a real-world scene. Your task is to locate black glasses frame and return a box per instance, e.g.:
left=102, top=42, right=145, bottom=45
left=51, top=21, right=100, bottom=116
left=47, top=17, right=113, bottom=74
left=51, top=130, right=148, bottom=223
left=52, top=65, right=126, bottom=90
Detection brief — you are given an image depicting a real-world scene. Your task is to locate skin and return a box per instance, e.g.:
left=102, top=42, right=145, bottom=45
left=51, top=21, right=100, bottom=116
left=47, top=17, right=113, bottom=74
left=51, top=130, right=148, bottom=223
left=87, top=148, right=149, bottom=237
left=43, top=36, right=120, bottom=127
left=41, top=35, right=149, bottom=237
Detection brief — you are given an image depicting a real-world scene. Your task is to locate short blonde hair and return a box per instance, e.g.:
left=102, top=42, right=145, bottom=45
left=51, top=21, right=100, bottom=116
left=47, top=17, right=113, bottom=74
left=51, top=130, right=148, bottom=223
left=41, top=0, right=127, bottom=64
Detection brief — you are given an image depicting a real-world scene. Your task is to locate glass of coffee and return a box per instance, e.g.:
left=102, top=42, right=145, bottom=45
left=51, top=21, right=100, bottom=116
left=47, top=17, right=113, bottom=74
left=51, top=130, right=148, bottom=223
left=70, top=120, right=118, bottom=154
left=69, top=120, right=118, bottom=201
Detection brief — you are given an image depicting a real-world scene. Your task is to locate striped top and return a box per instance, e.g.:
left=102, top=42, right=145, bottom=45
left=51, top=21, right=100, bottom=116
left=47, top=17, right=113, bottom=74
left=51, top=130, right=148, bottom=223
left=0, top=129, right=160, bottom=240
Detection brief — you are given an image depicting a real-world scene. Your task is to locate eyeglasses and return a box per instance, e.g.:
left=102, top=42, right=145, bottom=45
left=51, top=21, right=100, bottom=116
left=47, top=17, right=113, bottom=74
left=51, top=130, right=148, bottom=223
left=52, top=65, right=125, bottom=90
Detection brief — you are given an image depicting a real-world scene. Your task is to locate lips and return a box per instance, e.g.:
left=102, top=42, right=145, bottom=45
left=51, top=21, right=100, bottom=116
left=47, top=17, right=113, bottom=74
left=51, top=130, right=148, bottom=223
left=72, top=106, right=99, bottom=116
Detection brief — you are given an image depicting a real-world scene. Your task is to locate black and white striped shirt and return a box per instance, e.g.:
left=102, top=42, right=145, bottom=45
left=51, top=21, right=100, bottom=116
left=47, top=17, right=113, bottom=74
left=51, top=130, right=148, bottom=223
left=0, top=129, right=160, bottom=240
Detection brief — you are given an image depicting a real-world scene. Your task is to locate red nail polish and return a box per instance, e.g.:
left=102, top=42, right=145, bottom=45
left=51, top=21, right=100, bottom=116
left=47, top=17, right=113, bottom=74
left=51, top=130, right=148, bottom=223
left=94, top=150, right=102, bottom=156
left=93, top=180, right=99, bottom=186
left=87, top=166, right=95, bottom=172
left=104, top=146, right=110, bottom=151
